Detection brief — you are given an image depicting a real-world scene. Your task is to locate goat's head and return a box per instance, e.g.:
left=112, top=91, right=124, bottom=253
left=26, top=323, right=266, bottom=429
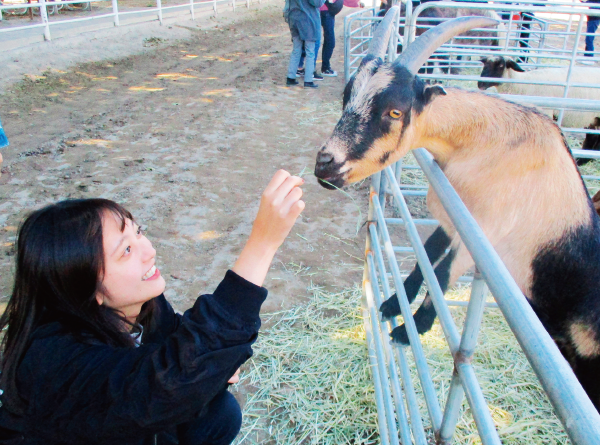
left=477, top=56, right=525, bottom=90
left=314, top=13, right=498, bottom=189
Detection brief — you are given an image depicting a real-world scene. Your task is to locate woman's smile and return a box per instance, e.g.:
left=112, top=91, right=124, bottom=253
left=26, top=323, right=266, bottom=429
left=142, top=265, right=160, bottom=281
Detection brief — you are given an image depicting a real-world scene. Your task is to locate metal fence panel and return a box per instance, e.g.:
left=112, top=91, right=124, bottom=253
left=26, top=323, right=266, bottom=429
left=347, top=5, right=600, bottom=444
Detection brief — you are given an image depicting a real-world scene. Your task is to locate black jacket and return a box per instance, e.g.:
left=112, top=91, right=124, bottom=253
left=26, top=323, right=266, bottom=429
left=0, top=270, right=267, bottom=445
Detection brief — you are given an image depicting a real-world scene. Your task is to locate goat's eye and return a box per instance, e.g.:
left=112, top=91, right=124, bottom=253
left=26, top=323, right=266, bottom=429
left=389, top=110, right=402, bottom=119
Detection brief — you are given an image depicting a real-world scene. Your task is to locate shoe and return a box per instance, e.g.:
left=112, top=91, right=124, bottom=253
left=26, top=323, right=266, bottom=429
left=304, top=81, right=318, bottom=89
left=296, top=68, right=305, bottom=78
left=313, top=72, right=324, bottom=81
left=580, top=59, right=596, bottom=66
left=321, top=69, right=338, bottom=77
left=286, top=77, right=299, bottom=86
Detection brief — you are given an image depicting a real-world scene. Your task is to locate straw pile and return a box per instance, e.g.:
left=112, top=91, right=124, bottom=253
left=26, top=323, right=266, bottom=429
left=233, top=284, right=570, bottom=445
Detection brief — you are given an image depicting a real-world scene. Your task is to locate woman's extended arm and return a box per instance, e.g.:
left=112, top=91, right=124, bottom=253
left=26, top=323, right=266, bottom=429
left=232, top=170, right=305, bottom=286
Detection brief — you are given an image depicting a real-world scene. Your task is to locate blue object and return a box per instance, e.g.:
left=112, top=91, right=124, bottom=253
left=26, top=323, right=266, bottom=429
left=0, top=117, right=9, bottom=149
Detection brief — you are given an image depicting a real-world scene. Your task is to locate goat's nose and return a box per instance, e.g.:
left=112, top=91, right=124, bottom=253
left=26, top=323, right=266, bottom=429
left=316, top=151, right=334, bottom=165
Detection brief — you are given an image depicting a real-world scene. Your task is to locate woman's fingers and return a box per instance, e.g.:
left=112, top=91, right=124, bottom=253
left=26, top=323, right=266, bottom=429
left=281, top=184, right=304, bottom=216
left=270, top=175, right=304, bottom=206
left=263, top=169, right=291, bottom=197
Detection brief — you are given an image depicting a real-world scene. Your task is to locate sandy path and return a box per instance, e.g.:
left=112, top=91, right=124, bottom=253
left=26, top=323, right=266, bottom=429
left=0, top=2, right=374, bottom=316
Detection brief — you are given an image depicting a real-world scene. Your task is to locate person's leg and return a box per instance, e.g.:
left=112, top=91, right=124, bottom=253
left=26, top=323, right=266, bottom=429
left=287, top=32, right=304, bottom=81
left=304, top=39, right=316, bottom=83
left=177, top=390, right=242, bottom=445
left=585, top=17, right=600, bottom=57
left=299, top=41, right=306, bottom=71
left=321, top=10, right=336, bottom=73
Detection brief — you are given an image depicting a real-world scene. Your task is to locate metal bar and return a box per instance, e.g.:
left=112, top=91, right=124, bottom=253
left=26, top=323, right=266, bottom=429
left=366, top=252, right=408, bottom=445
left=369, top=221, right=428, bottom=445
left=363, top=304, right=392, bottom=445
left=365, top=278, right=401, bottom=445
left=412, top=147, right=600, bottom=444
left=557, top=14, right=585, bottom=125
left=438, top=272, right=489, bottom=443
left=157, top=0, right=163, bottom=25
left=363, top=183, right=394, bottom=445
left=112, top=0, right=119, bottom=26
left=371, top=192, right=444, bottom=432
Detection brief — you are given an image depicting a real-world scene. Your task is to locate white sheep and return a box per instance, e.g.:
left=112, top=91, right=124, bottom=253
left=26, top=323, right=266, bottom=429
left=478, top=56, right=600, bottom=128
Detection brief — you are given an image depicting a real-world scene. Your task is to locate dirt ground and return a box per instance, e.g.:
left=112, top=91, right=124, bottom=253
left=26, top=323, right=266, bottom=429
left=0, top=3, right=377, bottom=317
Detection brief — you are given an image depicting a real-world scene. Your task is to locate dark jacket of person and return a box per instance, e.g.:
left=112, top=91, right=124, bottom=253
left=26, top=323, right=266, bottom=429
left=0, top=270, right=267, bottom=445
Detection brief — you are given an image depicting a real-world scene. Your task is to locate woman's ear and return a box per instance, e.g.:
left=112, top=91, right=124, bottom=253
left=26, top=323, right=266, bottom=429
left=96, top=294, right=104, bottom=306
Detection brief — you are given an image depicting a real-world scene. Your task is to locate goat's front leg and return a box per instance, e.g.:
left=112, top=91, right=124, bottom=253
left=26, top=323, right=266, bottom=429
left=390, top=242, right=473, bottom=345
left=380, top=226, right=451, bottom=321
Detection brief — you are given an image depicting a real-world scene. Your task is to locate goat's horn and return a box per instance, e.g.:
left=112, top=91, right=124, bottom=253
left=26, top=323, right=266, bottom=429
left=366, top=5, right=400, bottom=59
left=393, top=16, right=499, bottom=74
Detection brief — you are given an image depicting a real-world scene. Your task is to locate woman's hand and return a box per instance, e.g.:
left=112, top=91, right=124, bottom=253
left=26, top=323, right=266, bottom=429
left=228, top=368, right=241, bottom=384
left=232, top=170, right=305, bottom=287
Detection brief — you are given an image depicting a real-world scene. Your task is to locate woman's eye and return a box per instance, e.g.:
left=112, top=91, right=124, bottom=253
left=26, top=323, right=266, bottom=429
left=389, top=110, right=402, bottom=119
left=124, top=246, right=131, bottom=256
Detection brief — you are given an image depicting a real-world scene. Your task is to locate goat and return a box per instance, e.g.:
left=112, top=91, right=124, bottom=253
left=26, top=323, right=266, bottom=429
left=578, top=116, right=600, bottom=166
left=314, top=12, right=600, bottom=411
left=478, top=56, right=600, bottom=128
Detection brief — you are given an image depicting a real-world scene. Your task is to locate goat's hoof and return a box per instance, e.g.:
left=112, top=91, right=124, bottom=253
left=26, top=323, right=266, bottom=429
left=380, top=294, right=401, bottom=321
left=390, top=325, right=410, bottom=345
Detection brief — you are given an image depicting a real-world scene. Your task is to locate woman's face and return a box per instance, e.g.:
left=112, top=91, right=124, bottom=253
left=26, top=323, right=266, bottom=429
left=96, top=212, right=166, bottom=323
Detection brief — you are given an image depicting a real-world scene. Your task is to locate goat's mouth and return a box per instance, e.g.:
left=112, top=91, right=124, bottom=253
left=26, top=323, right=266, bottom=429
left=316, top=174, right=346, bottom=190
left=477, top=81, right=499, bottom=90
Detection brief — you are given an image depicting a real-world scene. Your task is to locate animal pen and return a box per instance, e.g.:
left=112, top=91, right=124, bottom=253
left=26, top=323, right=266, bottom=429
left=344, top=2, right=600, bottom=444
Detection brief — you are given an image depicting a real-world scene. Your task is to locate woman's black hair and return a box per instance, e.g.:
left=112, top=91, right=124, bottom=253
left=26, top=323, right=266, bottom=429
left=0, top=199, right=156, bottom=414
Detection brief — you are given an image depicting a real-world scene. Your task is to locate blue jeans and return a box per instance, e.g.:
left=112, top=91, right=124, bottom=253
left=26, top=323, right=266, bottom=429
left=0, top=116, right=8, bottom=149
left=288, top=32, right=316, bottom=82
left=298, top=38, right=321, bottom=74
left=320, top=10, right=336, bottom=72
left=586, top=17, right=600, bottom=57
left=177, top=390, right=242, bottom=445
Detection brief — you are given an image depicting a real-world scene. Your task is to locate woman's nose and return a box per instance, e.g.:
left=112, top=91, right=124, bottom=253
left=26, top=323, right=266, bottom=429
left=141, top=238, right=156, bottom=261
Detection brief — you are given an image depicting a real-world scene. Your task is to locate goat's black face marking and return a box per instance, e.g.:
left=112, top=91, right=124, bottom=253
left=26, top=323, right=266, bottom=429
left=478, top=56, right=507, bottom=90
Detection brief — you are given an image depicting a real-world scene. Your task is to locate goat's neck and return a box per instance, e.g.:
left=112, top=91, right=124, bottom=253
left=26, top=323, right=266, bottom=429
left=412, top=88, right=562, bottom=167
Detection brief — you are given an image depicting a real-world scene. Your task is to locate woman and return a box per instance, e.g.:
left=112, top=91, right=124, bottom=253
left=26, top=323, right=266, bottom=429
left=0, top=170, right=305, bottom=445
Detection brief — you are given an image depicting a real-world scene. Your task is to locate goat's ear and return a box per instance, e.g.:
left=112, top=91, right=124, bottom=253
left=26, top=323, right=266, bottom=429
left=480, top=56, right=488, bottom=64
left=593, top=117, right=600, bottom=128
left=423, top=85, right=447, bottom=105
left=506, top=58, right=525, bottom=72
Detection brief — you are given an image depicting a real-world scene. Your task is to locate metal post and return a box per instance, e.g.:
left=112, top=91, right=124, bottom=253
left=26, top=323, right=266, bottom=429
left=112, top=0, right=119, bottom=26
left=556, top=13, right=583, bottom=125
left=213, top=0, right=217, bottom=16
left=157, top=0, right=162, bottom=25
left=438, top=271, right=489, bottom=443
left=39, top=0, right=51, bottom=40
left=190, top=0, right=194, bottom=20
left=368, top=224, right=428, bottom=445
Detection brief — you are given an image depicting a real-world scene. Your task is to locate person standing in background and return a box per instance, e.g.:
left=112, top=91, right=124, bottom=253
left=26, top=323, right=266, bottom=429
left=319, top=0, right=365, bottom=77
left=285, top=0, right=326, bottom=88
left=585, top=0, right=600, bottom=61
left=0, top=116, right=8, bottom=179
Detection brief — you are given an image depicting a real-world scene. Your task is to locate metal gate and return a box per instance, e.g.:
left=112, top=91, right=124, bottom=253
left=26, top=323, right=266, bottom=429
left=345, top=4, right=600, bottom=444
